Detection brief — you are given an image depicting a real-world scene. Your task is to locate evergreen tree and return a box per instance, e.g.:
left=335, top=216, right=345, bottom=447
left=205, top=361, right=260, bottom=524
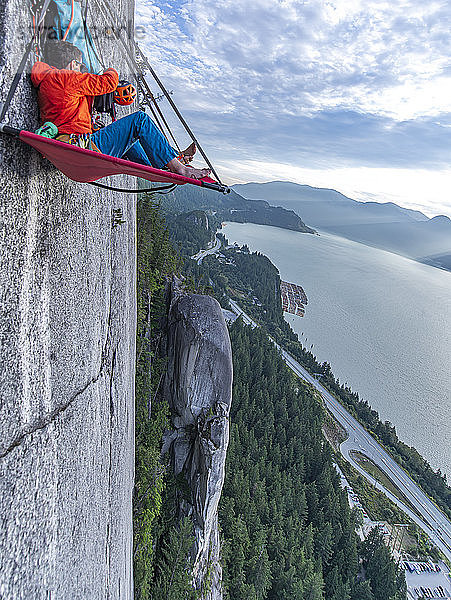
left=220, top=322, right=359, bottom=599
left=151, top=517, right=196, bottom=600
left=351, top=581, right=374, bottom=600
left=361, top=529, right=406, bottom=600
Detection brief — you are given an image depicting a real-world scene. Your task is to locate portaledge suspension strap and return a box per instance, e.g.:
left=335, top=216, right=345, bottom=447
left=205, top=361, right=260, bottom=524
left=90, top=0, right=176, bottom=147
left=135, top=42, right=224, bottom=186
left=0, top=0, right=52, bottom=123
left=88, top=0, right=179, bottom=150
left=92, top=0, right=223, bottom=185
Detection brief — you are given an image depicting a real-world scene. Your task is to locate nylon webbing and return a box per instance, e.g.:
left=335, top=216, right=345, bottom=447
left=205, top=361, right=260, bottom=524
left=92, top=0, right=223, bottom=184
left=0, top=0, right=52, bottom=123
left=134, top=43, right=223, bottom=185
left=137, top=76, right=180, bottom=152
left=88, top=181, right=176, bottom=194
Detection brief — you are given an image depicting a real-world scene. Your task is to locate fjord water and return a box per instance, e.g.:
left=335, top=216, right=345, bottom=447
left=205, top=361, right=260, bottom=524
left=224, top=222, right=451, bottom=480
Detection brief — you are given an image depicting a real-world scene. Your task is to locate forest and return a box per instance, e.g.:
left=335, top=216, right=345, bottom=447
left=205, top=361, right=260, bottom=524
left=183, top=227, right=451, bottom=524
left=166, top=209, right=214, bottom=257
left=158, top=182, right=314, bottom=233
left=132, top=171, right=451, bottom=599
left=134, top=196, right=198, bottom=599
left=220, top=320, right=406, bottom=599
left=135, top=199, right=405, bottom=599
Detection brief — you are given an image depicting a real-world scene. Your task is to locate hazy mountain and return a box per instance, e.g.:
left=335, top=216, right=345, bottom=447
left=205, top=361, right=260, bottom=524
left=235, top=181, right=355, bottom=204
left=233, top=181, right=429, bottom=226
left=233, top=181, right=451, bottom=268
left=327, top=215, right=451, bottom=261
left=418, top=251, right=451, bottom=271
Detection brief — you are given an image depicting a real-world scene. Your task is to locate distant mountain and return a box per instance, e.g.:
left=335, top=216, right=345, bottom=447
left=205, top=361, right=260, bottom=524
left=154, top=182, right=315, bottom=234
left=233, top=181, right=451, bottom=269
left=326, top=216, right=451, bottom=260
left=418, top=251, right=451, bottom=271
left=233, top=181, right=428, bottom=226
left=235, top=181, right=355, bottom=204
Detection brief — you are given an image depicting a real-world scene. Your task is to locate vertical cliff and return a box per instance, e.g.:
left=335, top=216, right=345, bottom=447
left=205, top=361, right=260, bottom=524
left=0, top=1, right=136, bottom=598
left=163, top=281, right=233, bottom=600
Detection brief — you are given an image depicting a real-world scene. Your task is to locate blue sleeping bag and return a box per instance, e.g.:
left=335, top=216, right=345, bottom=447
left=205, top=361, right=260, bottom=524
left=50, top=0, right=101, bottom=73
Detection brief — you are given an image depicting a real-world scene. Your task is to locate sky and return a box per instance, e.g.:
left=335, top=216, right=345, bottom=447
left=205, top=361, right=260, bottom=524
left=134, top=0, right=451, bottom=217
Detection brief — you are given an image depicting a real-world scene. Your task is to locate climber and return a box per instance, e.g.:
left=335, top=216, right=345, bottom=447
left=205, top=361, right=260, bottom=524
left=31, top=41, right=210, bottom=180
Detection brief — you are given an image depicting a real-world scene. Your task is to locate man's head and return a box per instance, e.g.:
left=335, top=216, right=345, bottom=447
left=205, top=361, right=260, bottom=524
left=46, top=41, right=83, bottom=70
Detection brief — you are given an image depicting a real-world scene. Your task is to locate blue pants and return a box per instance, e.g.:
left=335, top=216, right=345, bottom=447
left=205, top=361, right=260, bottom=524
left=91, top=111, right=177, bottom=169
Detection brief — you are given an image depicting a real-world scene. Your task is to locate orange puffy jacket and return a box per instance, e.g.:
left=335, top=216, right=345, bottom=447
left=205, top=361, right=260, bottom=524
left=31, top=62, right=119, bottom=134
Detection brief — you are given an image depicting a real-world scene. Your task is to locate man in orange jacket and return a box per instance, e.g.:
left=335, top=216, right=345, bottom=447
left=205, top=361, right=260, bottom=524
left=31, top=41, right=209, bottom=179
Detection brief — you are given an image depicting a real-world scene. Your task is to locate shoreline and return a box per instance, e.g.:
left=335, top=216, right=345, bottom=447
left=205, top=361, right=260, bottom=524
left=223, top=218, right=451, bottom=478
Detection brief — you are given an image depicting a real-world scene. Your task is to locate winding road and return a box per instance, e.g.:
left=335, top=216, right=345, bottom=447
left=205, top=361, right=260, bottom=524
left=191, top=236, right=221, bottom=264
left=228, top=298, right=451, bottom=562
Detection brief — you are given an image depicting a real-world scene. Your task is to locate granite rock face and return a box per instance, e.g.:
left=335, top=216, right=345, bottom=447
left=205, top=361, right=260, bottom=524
left=164, top=283, right=233, bottom=600
left=185, top=210, right=210, bottom=229
left=0, top=1, right=136, bottom=598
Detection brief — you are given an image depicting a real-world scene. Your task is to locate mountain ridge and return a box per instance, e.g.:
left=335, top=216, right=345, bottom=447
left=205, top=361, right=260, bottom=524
left=232, top=181, right=451, bottom=270
left=233, top=181, right=430, bottom=221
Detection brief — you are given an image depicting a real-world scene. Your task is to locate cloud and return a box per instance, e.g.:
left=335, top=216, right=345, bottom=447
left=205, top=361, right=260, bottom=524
left=136, top=0, right=451, bottom=119
left=135, top=0, right=451, bottom=215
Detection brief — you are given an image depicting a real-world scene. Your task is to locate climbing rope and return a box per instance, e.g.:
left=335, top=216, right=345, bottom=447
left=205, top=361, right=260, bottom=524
left=61, top=0, right=74, bottom=41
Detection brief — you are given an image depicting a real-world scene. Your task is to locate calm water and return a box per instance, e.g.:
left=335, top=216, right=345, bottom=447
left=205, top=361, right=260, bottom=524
left=224, top=222, right=451, bottom=480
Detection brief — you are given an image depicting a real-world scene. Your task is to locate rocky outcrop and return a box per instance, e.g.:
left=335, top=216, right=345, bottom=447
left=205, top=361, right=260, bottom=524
left=0, top=1, right=136, bottom=598
left=184, top=210, right=210, bottom=230
left=163, top=280, right=233, bottom=600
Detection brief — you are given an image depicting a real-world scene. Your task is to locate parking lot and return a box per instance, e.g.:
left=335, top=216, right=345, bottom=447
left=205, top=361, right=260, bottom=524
left=334, top=464, right=451, bottom=600
left=404, top=561, right=451, bottom=599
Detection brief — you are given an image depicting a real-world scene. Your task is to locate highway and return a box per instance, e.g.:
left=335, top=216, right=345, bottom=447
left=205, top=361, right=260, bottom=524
left=228, top=299, right=451, bottom=562
left=191, top=236, right=221, bottom=264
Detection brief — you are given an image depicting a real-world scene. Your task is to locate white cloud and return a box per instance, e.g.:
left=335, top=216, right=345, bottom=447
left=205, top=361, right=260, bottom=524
left=135, top=0, right=451, bottom=215
left=306, top=74, right=451, bottom=120
left=136, top=0, right=451, bottom=120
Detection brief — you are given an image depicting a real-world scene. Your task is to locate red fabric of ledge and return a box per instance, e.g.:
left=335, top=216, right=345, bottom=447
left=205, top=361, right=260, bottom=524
left=20, top=130, right=214, bottom=187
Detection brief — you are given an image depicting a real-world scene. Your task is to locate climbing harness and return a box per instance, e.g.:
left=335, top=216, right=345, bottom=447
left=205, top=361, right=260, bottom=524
left=55, top=132, right=100, bottom=152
